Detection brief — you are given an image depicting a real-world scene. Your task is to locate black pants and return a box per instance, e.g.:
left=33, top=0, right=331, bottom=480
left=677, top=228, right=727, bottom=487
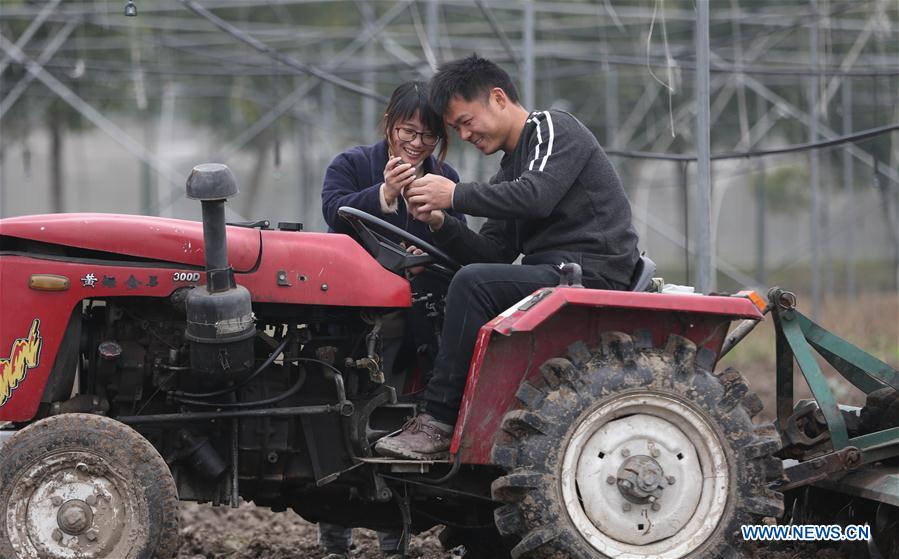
left=423, top=263, right=615, bottom=424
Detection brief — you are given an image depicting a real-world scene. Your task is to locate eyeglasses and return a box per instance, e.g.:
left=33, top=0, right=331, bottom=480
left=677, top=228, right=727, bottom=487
left=395, top=127, right=440, bottom=146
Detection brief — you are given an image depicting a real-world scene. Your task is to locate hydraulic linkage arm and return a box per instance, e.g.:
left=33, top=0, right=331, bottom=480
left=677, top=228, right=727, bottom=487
left=769, top=288, right=899, bottom=470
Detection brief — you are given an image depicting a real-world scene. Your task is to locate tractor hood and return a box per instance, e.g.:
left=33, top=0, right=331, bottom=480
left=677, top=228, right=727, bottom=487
left=0, top=213, right=260, bottom=272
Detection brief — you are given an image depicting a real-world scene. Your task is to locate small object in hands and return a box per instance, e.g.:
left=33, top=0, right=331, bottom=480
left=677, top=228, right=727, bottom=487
left=124, top=0, right=137, bottom=16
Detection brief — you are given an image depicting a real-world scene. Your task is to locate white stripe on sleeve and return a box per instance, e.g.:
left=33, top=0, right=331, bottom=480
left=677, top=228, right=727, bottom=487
left=528, top=115, right=543, bottom=171
left=538, top=111, right=555, bottom=171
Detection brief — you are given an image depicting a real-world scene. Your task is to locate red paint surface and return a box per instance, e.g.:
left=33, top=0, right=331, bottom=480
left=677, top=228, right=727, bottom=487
left=451, top=287, right=764, bottom=463
left=0, top=213, right=261, bottom=271
left=1, top=213, right=410, bottom=421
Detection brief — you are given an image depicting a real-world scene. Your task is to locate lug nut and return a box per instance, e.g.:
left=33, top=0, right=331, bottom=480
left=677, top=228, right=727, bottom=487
left=651, top=502, right=661, bottom=511
left=52, top=529, right=63, bottom=542
left=621, top=448, right=630, bottom=457
left=85, top=529, right=99, bottom=542
left=648, top=495, right=656, bottom=503
left=606, top=475, right=616, bottom=485
left=650, top=448, right=661, bottom=458
left=622, top=502, right=632, bottom=512
left=667, top=476, right=676, bottom=485
left=76, top=462, right=88, bottom=473
left=85, top=495, right=97, bottom=506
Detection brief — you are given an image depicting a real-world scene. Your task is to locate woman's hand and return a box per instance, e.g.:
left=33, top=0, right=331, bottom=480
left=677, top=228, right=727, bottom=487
left=383, top=156, right=416, bottom=206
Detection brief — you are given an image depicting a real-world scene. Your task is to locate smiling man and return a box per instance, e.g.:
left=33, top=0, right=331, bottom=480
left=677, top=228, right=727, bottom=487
left=375, top=54, right=640, bottom=460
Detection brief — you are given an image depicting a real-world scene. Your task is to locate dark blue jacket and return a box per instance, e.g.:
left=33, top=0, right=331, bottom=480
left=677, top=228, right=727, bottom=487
left=322, top=140, right=465, bottom=240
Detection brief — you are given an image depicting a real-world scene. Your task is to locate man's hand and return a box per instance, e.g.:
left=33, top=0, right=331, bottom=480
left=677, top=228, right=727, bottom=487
left=383, top=156, right=415, bottom=206
left=406, top=174, right=455, bottom=213
left=408, top=206, right=445, bottom=230
left=400, top=242, right=426, bottom=278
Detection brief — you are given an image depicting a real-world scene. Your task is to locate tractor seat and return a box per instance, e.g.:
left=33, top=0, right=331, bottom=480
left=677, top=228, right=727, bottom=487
left=628, top=253, right=657, bottom=292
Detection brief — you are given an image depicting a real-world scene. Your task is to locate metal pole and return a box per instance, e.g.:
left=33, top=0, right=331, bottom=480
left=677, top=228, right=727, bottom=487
left=809, top=1, right=821, bottom=319
left=157, top=82, right=176, bottom=217
left=522, top=0, right=535, bottom=109
left=842, top=80, right=855, bottom=301
left=322, top=43, right=335, bottom=144
left=362, top=9, right=376, bottom=144
left=426, top=0, right=439, bottom=63
left=604, top=63, right=618, bottom=148
left=681, top=161, right=690, bottom=284
left=755, top=93, right=767, bottom=287
left=695, top=1, right=713, bottom=293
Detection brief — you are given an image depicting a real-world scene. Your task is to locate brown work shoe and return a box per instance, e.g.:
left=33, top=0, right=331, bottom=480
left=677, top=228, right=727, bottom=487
left=375, top=413, right=453, bottom=459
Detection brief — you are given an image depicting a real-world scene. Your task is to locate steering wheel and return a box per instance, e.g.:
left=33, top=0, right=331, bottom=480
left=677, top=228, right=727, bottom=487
left=338, top=206, right=461, bottom=277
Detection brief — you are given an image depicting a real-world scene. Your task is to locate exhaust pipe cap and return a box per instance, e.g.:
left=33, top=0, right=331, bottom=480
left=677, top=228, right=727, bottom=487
left=186, top=163, right=238, bottom=201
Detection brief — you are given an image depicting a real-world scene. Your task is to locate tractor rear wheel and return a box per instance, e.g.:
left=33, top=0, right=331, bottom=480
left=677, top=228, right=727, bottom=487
left=0, top=413, right=179, bottom=559
left=490, top=333, right=784, bottom=558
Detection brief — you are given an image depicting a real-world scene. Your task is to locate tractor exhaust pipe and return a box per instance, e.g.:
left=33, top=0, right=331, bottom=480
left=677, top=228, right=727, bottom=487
left=184, top=163, right=255, bottom=377
left=188, top=163, right=236, bottom=289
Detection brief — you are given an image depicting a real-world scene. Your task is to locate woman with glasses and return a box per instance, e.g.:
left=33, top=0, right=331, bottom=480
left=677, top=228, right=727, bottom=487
left=322, top=81, right=466, bottom=238
left=318, top=81, right=465, bottom=559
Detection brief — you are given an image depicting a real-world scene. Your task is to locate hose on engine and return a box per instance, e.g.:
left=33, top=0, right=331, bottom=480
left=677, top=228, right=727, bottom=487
left=171, top=365, right=307, bottom=408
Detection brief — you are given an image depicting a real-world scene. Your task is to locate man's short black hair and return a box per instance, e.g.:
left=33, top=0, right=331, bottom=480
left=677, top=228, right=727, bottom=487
left=429, top=54, right=520, bottom=115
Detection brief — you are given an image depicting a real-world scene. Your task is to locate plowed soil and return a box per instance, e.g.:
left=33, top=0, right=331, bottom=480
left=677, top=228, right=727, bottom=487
left=175, top=501, right=852, bottom=558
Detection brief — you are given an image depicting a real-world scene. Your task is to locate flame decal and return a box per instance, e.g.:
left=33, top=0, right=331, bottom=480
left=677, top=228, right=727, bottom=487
left=0, top=319, right=43, bottom=407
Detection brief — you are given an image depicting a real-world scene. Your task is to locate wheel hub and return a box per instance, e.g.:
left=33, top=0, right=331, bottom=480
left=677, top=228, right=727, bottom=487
left=562, top=392, right=730, bottom=557
left=572, top=413, right=703, bottom=545
left=616, top=455, right=665, bottom=502
left=57, top=500, right=93, bottom=535
left=8, top=451, right=136, bottom=558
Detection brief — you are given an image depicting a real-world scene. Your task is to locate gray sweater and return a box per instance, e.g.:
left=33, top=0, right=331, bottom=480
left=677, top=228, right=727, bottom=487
left=433, top=109, right=639, bottom=288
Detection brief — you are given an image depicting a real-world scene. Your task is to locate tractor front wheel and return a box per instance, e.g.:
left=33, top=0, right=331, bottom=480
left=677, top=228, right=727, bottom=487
left=490, top=333, right=784, bottom=558
left=0, top=413, right=179, bottom=559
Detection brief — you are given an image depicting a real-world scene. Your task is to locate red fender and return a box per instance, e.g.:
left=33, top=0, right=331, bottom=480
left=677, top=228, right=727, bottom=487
left=451, top=287, right=764, bottom=463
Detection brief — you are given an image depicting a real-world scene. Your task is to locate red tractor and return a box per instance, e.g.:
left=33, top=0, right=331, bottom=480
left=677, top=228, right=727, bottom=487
left=0, top=163, right=786, bottom=558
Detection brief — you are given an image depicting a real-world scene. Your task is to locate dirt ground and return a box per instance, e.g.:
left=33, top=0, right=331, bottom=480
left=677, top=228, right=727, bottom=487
left=175, top=292, right=896, bottom=558
left=176, top=502, right=451, bottom=559
left=176, top=501, right=856, bottom=559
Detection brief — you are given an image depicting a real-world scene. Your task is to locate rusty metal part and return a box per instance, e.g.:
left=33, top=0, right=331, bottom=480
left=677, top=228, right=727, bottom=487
left=616, top=455, right=665, bottom=503
left=720, top=308, right=770, bottom=358
left=781, top=400, right=831, bottom=455
left=346, top=356, right=383, bottom=383
left=768, top=287, right=797, bottom=310
left=57, top=499, right=93, bottom=535
left=49, top=394, right=108, bottom=416
left=773, top=446, right=862, bottom=492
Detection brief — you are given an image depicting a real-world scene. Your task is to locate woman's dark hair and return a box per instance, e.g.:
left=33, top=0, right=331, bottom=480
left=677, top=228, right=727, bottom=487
left=382, top=81, right=448, bottom=165
left=429, top=54, right=520, bottom=116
